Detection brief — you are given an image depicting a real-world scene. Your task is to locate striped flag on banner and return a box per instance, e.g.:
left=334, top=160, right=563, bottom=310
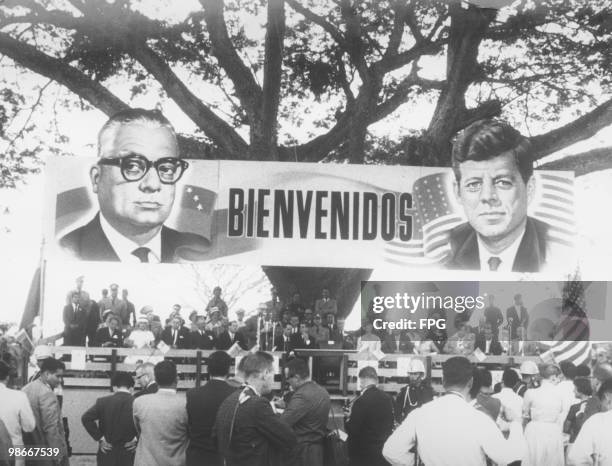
left=531, top=173, right=575, bottom=248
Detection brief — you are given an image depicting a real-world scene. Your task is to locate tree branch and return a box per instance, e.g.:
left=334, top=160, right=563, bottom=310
left=199, top=0, right=262, bottom=121
left=0, top=32, right=128, bottom=115
left=538, top=147, right=612, bottom=177
left=382, top=0, right=408, bottom=60
left=531, top=98, right=612, bottom=160
left=285, top=0, right=346, bottom=47
left=130, top=42, right=248, bottom=157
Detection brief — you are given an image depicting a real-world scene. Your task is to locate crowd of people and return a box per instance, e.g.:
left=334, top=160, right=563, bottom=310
left=62, top=276, right=352, bottom=353
left=3, top=349, right=612, bottom=466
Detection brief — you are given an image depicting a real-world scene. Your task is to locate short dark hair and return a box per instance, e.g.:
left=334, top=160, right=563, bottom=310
left=442, top=357, right=473, bottom=389
left=154, top=360, right=177, bottom=386
left=502, top=368, right=519, bottom=388
left=560, top=361, right=577, bottom=380
left=0, top=360, right=10, bottom=381
left=358, top=366, right=378, bottom=380
left=452, top=119, right=533, bottom=184
left=286, top=358, right=310, bottom=380
left=576, top=365, right=591, bottom=377
left=208, top=351, right=231, bottom=377
left=574, top=377, right=593, bottom=397
left=40, top=358, right=65, bottom=374
left=469, top=367, right=482, bottom=399
left=597, top=378, right=612, bottom=401
left=111, top=371, right=135, bottom=389
left=241, top=352, right=274, bottom=379
left=479, top=368, right=493, bottom=388
left=540, top=364, right=560, bottom=379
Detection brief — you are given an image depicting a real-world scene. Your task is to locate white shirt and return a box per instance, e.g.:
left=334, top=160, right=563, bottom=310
left=0, top=382, right=36, bottom=446
left=477, top=225, right=526, bottom=272
left=494, top=387, right=524, bottom=431
left=357, top=336, right=381, bottom=353
left=99, top=214, right=162, bottom=263
left=383, top=393, right=524, bottom=466
left=567, top=410, right=612, bottom=466
left=523, top=380, right=564, bottom=423
left=129, top=330, right=155, bottom=349
left=557, top=379, right=579, bottom=425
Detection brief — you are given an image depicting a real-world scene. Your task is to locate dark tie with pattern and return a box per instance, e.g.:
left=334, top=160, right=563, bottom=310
left=132, top=247, right=150, bottom=263
left=488, top=256, right=501, bottom=271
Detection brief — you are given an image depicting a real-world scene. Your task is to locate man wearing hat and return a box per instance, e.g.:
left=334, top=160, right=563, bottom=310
left=514, top=360, right=540, bottom=397
left=394, top=359, right=434, bottom=423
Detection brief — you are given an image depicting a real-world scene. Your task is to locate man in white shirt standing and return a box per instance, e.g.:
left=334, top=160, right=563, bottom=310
left=568, top=378, right=612, bottom=466
left=383, top=356, right=524, bottom=466
left=0, top=361, right=36, bottom=466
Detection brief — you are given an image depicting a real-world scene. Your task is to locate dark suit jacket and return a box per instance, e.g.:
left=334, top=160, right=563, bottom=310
left=381, top=332, right=415, bottom=354
left=133, top=382, right=159, bottom=399
left=63, top=303, right=87, bottom=345
left=189, top=330, right=216, bottom=350
left=94, top=327, right=123, bottom=347
left=59, top=213, right=210, bottom=263
left=394, top=383, right=434, bottom=423
left=216, top=331, right=248, bottom=351
left=474, top=333, right=503, bottom=355
left=346, top=386, right=394, bottom=466
left=215, top=388, right=297, bottom=466
left=506, top=305, right=529, bottom=339
left=273, top=335, right=293, bottom=353
left=280, top=381, right=330, bottom=444
left=81, top=391, right=137, bottom=446
left=446, top=217, right=550, bottom=272
left=290, top=334, right=318, bottom=350
left=186, top=379, right=236, bottom=466
left=161, top=326, right=191, bottom=349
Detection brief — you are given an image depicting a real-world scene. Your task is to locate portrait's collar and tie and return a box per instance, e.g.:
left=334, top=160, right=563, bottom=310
left=99, top=213, right=162, bottom=263
left=477, top=224, right=526, bottom=272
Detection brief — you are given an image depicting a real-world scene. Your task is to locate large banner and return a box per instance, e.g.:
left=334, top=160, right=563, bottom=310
left=43, top=158, right=576, bottom=274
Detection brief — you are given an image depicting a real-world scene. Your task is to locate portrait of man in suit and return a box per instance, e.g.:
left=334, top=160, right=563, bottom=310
left=446, top=118, right=553, bottom=273
left=59, top=108, right=209, bottom=263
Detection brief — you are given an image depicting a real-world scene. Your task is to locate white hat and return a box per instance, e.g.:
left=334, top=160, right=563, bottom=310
left=137, top=317, right=149, bottom=324
left=520, top=360, right=539, bottom=375
left=33, top=345, right=53, bottom=360
left=408, top=359, right=426, bottom=374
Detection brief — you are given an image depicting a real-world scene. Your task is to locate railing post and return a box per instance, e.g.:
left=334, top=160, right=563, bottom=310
left=426, top=355, right=432, bottom=380
left=341, top=354, right=349, bottom=397
left=196, top=351, right=202, bottom=388
left=110, top=349, right=117, bottom=392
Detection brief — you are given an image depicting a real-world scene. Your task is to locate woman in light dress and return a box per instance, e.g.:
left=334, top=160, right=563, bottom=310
left=357, top=321, right=381, bottom=353
left=522, top=364, right=565, bottom=466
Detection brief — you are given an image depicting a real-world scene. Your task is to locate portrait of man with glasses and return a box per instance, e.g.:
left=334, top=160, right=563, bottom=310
left=59, top=108, right=210, bottom=263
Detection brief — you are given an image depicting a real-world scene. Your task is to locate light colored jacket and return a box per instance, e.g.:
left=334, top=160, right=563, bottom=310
left=0, top=382, right=35, bottom=446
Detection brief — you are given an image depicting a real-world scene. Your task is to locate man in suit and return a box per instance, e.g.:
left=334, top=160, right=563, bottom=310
left=474, top=323, right=503, bottom=355
left=133, top=361, right=188, bottom=466
left=346, top=366, right=394, bottom=466
left=59, top=108, right=210, bottom=263
left=22, top=358, right=69, bottom=466
left=215, top=352, right=297, bottom=466
left=133, top=363, right=158, bottom=398
left=120, top=289, right=136, bottom=328
left=484, top=295, right=503, bottom=338
left=280, top=358, right=331, bottom=466
left=216, top=321, right=248, bottom=351
left=81, top=371, right=138, bottom=466
left=63, top=291, right=87, bottom=346
left=446, top=118, right=560, bottom=273
left=189, top=314, right=216, bottom=349
left=186, top=351, right=236, bottom=466
left=161, top=316, right=190, bottom=349
left=0, top=361, right=35, bottom=466
left=290, top=323, right=318, bottom=350
left=95, top=315, right=124, bottom=347
left=274, top=324, right=294, bottom=353
left=506, top=293, right=529, bottom=340
left=314, top=287, right=338, bottom=318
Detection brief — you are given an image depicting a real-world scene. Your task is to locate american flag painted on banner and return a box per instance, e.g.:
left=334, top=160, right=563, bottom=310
left=383, top=171, right=576, bottom=266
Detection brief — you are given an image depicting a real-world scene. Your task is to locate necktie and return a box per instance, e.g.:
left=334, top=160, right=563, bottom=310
left=132, top=247, right=150, bottom=263
left=488, top=256, right=501, bottom=271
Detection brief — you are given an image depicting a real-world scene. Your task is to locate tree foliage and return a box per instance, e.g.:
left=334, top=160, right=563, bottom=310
left=0, top=0, right=611, bottom=187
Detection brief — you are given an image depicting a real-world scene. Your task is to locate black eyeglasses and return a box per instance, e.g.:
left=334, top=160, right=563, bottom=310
left=98, top=153, right=189, bottom=184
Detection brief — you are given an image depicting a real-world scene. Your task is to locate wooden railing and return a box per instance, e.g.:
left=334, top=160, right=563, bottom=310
left=41, top=346, right=540, bottom=397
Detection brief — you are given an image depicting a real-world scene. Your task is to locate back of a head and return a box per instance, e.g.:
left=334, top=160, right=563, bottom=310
left=98, top=108, right=176, bottom=158
left=442, top=356, right=473, bottom=389
left=286, top=357, right=310, bottom=380
left=154, top=360, right=177, bottom=387
left=597, top=378, right=612, bottom=401
left=469, top=367, right=483, bottom=399
left=479, top=368, right=493, bottom=388
left=358, top=366, right=378, bottom=381
left=40, top=358, right=65, bottom=374
left=111, top=371, right=135, bottom=389
left=593, top=363, right=612, bottom=382
left=241, top=352, right=274, bottom=379
left=575, top=365, right=591, bottom=377
left=137, top=362, right=155, bottom=378
left=451, top=119, right=533, bottom=184
left=573, top=377, right=593, bottom=398
left=502, top=368, right=519, bottom=388
left=208, top=351, right=232, bottom=378
left=560, top=361, right=577, bottom=380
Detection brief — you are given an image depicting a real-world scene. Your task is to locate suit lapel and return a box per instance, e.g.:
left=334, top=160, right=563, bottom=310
left=81, top=214, right=120, bottom=261
left=512, top=218, right=543, bottom=272
left=452, top=227, right=480, bottom=270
